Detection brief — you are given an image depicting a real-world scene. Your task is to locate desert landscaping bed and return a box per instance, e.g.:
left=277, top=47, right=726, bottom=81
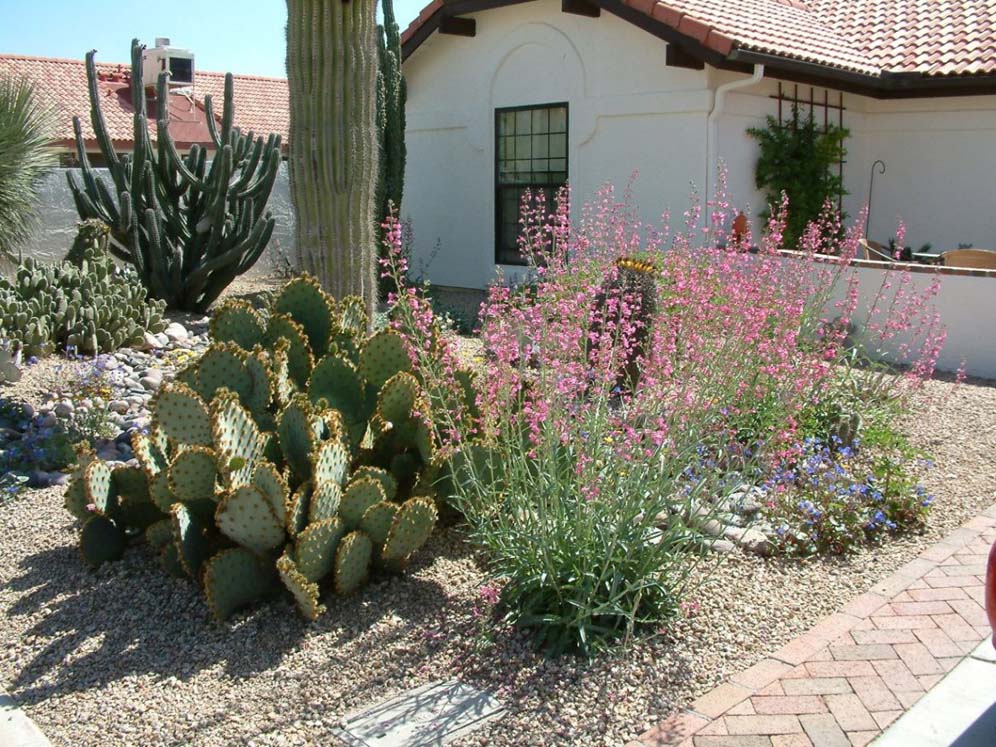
left=0, top=374, right=993, bottom=747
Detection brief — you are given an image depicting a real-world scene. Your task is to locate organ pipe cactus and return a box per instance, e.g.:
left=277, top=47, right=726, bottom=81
left=376, top=0, right=407, bottom=246
left=65, top=275, right=445, bottom=622
left=67, top=39, right=282, bottom=312
left=286, top=0, right=380, bottom=321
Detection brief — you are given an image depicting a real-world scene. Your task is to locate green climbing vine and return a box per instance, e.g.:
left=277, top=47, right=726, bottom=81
left=748, top=106, right=849, bottom=248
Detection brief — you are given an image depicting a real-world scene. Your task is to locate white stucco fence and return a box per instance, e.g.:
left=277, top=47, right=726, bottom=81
left=18, top=164, right=296, bottom=274
left=780, top=253, right=996, bottom=380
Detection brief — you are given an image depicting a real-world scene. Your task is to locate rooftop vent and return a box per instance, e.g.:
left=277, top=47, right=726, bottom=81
left=142, top=38, right=194, bottom=91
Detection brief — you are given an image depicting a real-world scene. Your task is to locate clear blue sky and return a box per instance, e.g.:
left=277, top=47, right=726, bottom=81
left=1, top=0, right=427, bottom=78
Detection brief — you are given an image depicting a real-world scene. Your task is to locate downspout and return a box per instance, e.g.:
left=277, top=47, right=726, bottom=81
left=705, top=64, right=764, bottom=226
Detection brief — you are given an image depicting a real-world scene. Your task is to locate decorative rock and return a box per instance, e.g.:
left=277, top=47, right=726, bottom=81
left=141, top=331, right=163, bottom=351
left=723, top=526, right=746, bottom=542
left=740, top=528, right=773, bottom=556
left=164, top=322, right=188, bottom=342
left=154, top=332, right=170, bottom=348
left=109, top=400, right=130, bottom=415
left=40, top=413, right=58, bottom=428
left=701, top=519, right=724, bottom=537
left=140, top=376, right=160, bottom=391
left=710, top=539, right=736, bottom=554
left=21, top=403, right=35, bottom=419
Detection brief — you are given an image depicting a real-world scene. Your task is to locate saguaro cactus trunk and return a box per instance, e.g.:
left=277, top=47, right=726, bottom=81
left=286, top=0, right=380, bottom=320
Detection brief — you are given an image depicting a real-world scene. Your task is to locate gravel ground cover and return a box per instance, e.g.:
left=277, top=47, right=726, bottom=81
left=1, top=364, right=993, bottom=746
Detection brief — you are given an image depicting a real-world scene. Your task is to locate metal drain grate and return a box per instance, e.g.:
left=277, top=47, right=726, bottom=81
left=332, top=679, right=505, bottom=747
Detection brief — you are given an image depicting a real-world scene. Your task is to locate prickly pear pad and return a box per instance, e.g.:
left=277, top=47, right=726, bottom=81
left=277, top=395, right=321, bottom=484
left=308, top=480, right=342, bottom=524
left=131, top=428, right=169, bottom=477
left=168, top=447, right=218, bottom=503
left=340, top=477, right=386, bottom=528
left=150, top=470, right=179, bottom=513
left=215, top=485, right=285, bottom=554
left=154, top=383, right=213, bottom=446
left=195, top=343, right=254, bottom=404
left=285, top=482, right=311, bottom=536
left=253, top=462, right=288, bottom=524
left=145, top=518, right=173, bottom=549
left=351, top=466, right=398, bottom=501
left=212, top=390, right=266, bottom=490
left=271, top=337, right=296, bottom=410
left=274, top=275, right=336, bottom=355
left=209, top=300, right=266, bottom=351
left=80, top=515, right=125, bottom=568
left=83, top=460, right=117, bottom=517
left=375, top=372, right=421, bottom=425
left=359, top=502, right=397, bottom=545
left=382, top=497, right=438, bottom=569
left=308, top=354, right=364, bottom=419
left=295, top=517, right=346, bottom=582
left=266, top=313, right=314, bottom=387
left=312, top=439, right=351, bottom=488
left=358, top=329, right=412, bottom=388
left=334, top=531, right=373, bottom=595
left=277, top=551, right=325, bottom=620
left=337, top=295, right=368, bottom=338
left=170, top=502, right=208, bottom=577
left=204, top=548, right=275, bottom=623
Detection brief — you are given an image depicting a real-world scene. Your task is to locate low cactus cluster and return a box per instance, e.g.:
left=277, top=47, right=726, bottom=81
left=0, top=221, right=167, bottom=356
left=65, top=275, right=440, bottom=621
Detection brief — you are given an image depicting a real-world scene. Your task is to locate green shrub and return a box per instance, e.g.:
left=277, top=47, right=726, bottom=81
left=748, top=107, right=849, bottom=248
left=767, top=433, right=932, bottom=554
left=65, top=275, right=440, bottom=622
left=0, top=221, right=167, bottom=357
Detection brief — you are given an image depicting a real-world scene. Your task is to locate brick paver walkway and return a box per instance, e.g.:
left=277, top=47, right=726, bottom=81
left=630, top=505, right=996, bottom=747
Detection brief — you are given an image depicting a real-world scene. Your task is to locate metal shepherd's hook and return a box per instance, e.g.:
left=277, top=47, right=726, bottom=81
left=865, top=160, right=886, bottom=238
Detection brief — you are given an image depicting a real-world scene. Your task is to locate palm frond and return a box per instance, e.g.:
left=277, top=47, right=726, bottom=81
left=0, top=75, right=57, bottom=259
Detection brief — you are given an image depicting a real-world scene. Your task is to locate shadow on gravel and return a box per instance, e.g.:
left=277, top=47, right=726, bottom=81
left=4, top=531, right=466, bottom=710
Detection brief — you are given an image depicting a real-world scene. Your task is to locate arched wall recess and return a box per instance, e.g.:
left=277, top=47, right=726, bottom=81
left=464, top=22, right=597, bottom=152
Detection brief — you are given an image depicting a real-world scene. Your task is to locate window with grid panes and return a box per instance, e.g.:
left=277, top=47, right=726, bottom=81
left=495, top=104, right=568, bottom=265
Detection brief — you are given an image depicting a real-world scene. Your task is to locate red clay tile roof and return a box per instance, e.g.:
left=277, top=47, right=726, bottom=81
left=0, top=54, right=289, bottom=149
left=401, top=0, right=996, bottom=80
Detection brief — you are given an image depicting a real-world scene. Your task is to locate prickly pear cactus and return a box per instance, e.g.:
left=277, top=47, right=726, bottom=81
left=64, top=274, right=450, bottom=622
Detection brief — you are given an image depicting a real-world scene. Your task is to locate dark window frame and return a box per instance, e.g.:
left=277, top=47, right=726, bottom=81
left=494, top=102, right=569, bottom=266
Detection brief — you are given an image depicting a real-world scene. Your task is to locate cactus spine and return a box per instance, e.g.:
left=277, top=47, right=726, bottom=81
left=67, top=40, right=282, bottom=312
left=286, top=0, right=380, bottom=323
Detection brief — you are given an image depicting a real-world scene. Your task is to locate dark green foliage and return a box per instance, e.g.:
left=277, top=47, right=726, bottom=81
left=747, top=107, right=849, bottom=248
left=0, top=222, right=167, bottom=356
left=67, top=40, right=282, bottom=311
left=0, top=75, right=55, bottom=260
left=376, top=0, right=407, bottom=297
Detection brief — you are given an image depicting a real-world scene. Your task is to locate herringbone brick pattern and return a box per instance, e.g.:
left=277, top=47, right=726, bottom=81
left=630, top=506, right=996, bottom=747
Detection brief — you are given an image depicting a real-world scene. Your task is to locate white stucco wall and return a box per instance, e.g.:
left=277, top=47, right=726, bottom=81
left=403, top=0, right=711, bottom=289
left=787, top=255, right=996, bottom=379
left=404, top=1, right=996, bottom=288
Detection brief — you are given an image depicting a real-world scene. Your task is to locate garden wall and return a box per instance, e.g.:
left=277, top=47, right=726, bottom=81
left=15, top=163, right=296, bottom=274
left=782, top=253, right=996, bottom=380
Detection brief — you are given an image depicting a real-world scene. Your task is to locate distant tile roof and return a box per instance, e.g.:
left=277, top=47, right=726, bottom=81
left=402, top=0, right=996, bottom=87
left=0, top=54, right=289, bottom=150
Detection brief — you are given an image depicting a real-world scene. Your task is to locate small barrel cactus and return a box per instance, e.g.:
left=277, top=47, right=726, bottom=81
left=590, top=256, right=660, bottom=392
